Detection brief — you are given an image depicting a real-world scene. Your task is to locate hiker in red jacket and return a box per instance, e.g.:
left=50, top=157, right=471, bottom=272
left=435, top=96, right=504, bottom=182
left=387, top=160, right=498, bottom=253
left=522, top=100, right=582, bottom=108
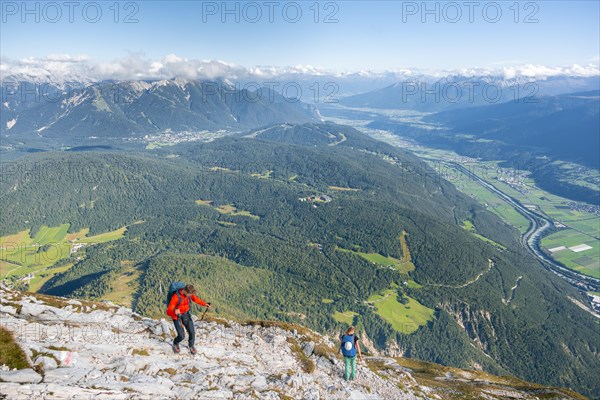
left=166, top=284, right=211, bottom=354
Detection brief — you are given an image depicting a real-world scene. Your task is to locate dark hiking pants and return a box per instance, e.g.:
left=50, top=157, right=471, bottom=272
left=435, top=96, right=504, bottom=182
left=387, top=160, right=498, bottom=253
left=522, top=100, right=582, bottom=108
left=173, top=311, right=195, bottom=348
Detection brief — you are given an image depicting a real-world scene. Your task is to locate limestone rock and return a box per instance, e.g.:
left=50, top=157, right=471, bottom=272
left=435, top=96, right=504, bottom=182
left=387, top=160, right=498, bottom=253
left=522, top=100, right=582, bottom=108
left=33, top=355, right=58, bottom=371
left=0, top=286, right=584, bottom=400
left=303, top=341, right=315, bottom=357
left=0, top=368, right=43, bottom=383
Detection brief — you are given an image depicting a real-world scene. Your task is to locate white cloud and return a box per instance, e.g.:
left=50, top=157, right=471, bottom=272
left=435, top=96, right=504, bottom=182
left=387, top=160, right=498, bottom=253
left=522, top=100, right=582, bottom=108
left=501, top=64, right=588, bottom=79
left=1, top=54, right=598, bottom=83
left=511, top=64, right=599, bottom=79
left=44, top=54, right=90, bottom=63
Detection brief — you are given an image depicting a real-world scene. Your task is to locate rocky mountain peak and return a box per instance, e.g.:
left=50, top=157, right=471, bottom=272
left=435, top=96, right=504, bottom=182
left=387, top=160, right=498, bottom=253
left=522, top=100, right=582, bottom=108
left=0, top=287, right=587, bottom=400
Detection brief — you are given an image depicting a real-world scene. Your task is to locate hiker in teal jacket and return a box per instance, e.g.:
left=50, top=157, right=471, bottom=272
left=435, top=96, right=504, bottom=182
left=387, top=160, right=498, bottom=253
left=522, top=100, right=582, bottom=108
left=340, top=326, right=363, bottom=380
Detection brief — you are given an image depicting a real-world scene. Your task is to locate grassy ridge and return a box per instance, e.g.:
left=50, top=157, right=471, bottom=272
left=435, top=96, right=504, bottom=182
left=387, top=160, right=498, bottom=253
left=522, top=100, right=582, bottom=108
left=335, top=232, right=431, bottom=334
left=336, top=232, right=415, bottom=274
left=197, top=200, right=260, bottom=220
left=99, top=262, right=142, bottom=308
left=0, top=327, right=29, bottom=370
left=80, top=227, right=127, bottom=244
left=135, top=253, right=324, bottom=321
left=367, top=286, right=435, bottom=334
left=333, top=311, right=358, bottom=325
left=461, top=220, right=507, bottom=250
left=337, top=247, right=401, bottom=268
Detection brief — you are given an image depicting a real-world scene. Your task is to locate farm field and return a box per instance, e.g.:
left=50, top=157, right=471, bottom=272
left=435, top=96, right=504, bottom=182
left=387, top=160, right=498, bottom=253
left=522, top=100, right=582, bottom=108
left=66, top=228, right=91, bottom=241
left=414, top=146, right=599, bottom=280
left=419, top=149, right=599, bottom=231
left=431, top=161, right=530, bottom=233
left=462, top=162, right=599, bottom=279
left=0, top=224, right=73, bottom=278
left=541, top=230, right=599, bottom=279
left=474, top=170, right=599, bottom=279
left=27, top=263, right=74, bottom=292
left=80, top=227, right=127, bottom=244
left=448, top=159, right=597, bottom=230
left=411, top=147, right=531, bottom=233
left=0, top=224, right=128, bottom=288
left=491, top=174, right=598, bottom=235
left=34, top=224, right=71, bottom=246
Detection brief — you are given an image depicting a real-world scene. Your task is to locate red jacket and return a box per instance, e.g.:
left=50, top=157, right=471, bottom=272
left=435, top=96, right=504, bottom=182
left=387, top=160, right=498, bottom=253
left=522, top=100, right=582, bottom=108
left=166, top=289, right=208, bottom=320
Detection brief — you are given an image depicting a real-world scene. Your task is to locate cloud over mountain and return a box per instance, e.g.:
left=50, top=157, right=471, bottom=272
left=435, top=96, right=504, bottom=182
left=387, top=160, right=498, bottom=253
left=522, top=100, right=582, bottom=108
left=2, top=54, right=598, bottom=84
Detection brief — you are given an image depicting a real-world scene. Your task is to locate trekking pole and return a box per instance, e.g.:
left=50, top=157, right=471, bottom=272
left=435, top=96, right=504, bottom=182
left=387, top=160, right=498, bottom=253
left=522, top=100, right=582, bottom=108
left=200, top=303, right=211, bottom=321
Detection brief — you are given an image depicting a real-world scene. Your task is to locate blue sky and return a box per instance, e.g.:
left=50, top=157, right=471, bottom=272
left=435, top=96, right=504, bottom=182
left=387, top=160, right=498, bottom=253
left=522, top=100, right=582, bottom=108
left=1, top=1, right=599, bottom=71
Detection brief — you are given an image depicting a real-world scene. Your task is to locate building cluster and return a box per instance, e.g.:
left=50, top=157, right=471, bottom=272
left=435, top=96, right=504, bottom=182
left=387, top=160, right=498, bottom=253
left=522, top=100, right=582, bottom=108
left=140, top=130, right=232, bottom=146
left=587, top=293, right=600, bottom=314
left=565, top=201, right=600, bottom=216
left=70, top=241, right=86, bottom=255
left=359, top=149, right=401, bottom=165
left=495, top=173, right=530, bottom=195
left=299, top=195, right=332, bottom=203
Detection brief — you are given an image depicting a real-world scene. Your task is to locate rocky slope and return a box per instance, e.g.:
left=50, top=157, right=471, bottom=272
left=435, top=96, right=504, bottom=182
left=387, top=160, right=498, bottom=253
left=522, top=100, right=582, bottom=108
left=0, top=287, right=587, bottom=400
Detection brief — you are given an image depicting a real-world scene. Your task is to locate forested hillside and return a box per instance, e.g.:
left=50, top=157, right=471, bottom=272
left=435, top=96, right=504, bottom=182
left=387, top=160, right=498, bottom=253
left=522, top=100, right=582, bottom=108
left=1, top=124, right=598, bottom=397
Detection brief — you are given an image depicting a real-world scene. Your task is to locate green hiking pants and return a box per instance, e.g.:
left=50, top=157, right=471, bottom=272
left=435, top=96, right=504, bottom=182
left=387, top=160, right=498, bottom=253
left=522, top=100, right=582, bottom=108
left=344, top=356, right=357, bottom=380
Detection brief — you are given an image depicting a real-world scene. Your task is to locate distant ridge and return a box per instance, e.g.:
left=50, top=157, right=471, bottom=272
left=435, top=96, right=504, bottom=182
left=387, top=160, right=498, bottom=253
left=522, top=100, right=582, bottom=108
left=0, top=79, right=321, bottom=144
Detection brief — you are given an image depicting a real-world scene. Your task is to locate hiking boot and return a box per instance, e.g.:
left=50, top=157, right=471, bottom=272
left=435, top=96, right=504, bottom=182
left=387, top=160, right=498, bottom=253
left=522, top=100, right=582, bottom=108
left=172, top=343, right=181, bottom=353
left=190, top=346, right=197, bottom=355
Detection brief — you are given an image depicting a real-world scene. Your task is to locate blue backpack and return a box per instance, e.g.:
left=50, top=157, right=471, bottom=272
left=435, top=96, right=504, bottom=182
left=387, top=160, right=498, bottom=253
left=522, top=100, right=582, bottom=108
left=166, top=282, right=186, bottom=309
left=341, top=334, right=356, bottom=357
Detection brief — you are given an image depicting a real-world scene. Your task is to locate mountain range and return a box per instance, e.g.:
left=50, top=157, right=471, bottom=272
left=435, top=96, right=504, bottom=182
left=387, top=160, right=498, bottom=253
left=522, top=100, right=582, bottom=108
left=2, top=74, right=597, bottom=152
left=424, top=90, right=600, bottom=168
left=340, top=75, right=600, bottom=112
left=0, top=79, right=321, bottom=149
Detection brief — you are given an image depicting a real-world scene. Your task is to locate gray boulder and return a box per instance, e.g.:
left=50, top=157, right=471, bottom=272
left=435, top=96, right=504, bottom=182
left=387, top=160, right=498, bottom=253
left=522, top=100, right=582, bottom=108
left=34, top=355, right=58, bottom=371
left=303, top=341, right=315, bottom=357
left=0, top=368, right=43, bottom=383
